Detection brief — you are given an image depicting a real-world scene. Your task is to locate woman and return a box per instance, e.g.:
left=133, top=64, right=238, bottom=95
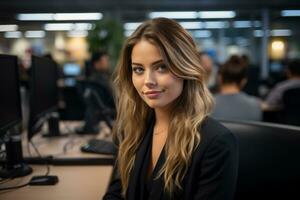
left=103, top=18, right=238, bottom=200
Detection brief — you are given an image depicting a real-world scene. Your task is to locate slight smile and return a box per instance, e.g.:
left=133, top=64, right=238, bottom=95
left=142, top=90, right=165, bottom=99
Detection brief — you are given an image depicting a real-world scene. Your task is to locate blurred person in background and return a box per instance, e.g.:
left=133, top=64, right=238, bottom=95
left=212, top=55, right=262, bottom=121
left=77, top=50, right=115, bottom=134
left=263, top=59, right=300, bottom=110
left=199, top=51, right=218, bottom=93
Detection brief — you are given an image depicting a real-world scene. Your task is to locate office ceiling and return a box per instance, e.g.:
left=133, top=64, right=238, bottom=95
left=0, top=0, right=300, bottom=38
left=0, top=0, right=300, bottom=23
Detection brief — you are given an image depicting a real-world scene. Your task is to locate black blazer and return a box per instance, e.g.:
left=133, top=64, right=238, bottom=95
left=103, top=117, right=238, bottom=200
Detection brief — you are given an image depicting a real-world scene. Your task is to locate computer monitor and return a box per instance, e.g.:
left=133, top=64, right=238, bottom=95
left=62, top=62, right=81, bottom=87
left=27, top=56, right=60, bottom=140
left=63, top=62, right=81, bottom=77
left=0, top=54, right=32, bottom=178
left=0, top=55, right=22, bottom=137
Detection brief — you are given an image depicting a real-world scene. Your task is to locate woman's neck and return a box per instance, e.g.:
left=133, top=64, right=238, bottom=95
left=154, top=108, right=170, bottom=131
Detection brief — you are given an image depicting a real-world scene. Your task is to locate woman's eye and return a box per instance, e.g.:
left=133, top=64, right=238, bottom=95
left=132, top=66, right=144, bottom=74
left=157, top=64, right=168, bottom=72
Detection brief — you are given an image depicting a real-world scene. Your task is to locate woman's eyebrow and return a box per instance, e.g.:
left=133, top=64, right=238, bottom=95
left=131, top=59, right=164, bottom=67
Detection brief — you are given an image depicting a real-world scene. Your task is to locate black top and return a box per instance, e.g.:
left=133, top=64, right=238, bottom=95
left=141, top=127, right=166, bottom=200
left=103, top=116, right=238, bottom=200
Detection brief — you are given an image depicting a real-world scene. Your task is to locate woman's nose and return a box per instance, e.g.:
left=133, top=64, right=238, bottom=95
left=145, top=71, right=157, bottom=88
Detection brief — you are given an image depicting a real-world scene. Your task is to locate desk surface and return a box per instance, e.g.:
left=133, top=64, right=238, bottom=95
left=0, top=165, right=113, bottom=200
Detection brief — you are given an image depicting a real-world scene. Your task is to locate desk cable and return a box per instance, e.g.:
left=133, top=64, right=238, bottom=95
left=0, top=141, right=52, bottom=191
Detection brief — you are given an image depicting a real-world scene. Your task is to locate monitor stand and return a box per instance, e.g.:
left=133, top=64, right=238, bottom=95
left=42, top=112, right=68, bottom=138
left=0, top=135, right=32, bottom=178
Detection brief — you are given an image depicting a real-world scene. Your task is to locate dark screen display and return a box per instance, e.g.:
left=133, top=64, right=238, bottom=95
left=0, top=55, right=21, bottom=134
left=30, top=56, right=58, bottom=122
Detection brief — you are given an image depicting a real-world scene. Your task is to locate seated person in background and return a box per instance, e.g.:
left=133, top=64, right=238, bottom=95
left=199, top=51, right=218, bottom=93
left=263, top=59, right=300, bottom=110
left=212, top=55, right=262, bottom=121
left=77, top=51, right=115, bottom=134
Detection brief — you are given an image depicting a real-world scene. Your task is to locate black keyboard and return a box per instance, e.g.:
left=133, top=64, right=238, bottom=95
left=81, top=139, right=117, bottom=155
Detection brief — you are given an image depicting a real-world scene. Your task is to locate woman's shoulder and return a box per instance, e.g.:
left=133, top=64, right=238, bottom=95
left=198, top=116, right=236, bottom=145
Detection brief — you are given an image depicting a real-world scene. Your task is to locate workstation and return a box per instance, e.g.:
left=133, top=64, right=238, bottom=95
left=0, top=54, right=115, bottom=200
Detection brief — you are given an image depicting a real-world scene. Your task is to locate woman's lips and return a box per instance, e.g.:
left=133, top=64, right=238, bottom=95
left=143, top=90, right=164, bottom=99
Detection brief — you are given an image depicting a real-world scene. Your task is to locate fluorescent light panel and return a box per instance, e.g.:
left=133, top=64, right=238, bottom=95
left=54, top=13, right=102, bottom=21
left=124, top=30, right=135, bottom=37
left=17, top=13, right=102, bottom=21
left=253, top=29, right=292, bottom=37
left=25, top=30, right=45, bottom=38
left=4, top=31, right=22, bottom=38
left=198, top=11, right=236, bottom=19
left=179, top=22, right=203, bottom=29
left=67, top=30, right=88, bottom=37
left=204, top=21, right=229, bottom=29
left=271, top=29, right=292, bottom=37
left=149, top=12, right=198, bottom=19
left=281, top=10, right=300, bottom=17
left=44, top=23, right=93, bottom=31
left=0, top=24, right=18, bottom=32
left=124, top=22, right=142, bottom=30
left=233, top=21, right=252, bottom=28
left=192, top=30, right=212, bottom=38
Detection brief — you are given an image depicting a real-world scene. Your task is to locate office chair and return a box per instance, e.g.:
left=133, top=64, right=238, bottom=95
left=77, top=80, right=115, bottom=132
left=282, top=87, right=300, bottom=126
left=220, top=120, right=300, bottom=200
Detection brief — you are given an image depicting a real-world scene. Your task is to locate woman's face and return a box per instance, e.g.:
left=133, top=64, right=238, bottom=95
left=131, top=39, right=183, bottom=110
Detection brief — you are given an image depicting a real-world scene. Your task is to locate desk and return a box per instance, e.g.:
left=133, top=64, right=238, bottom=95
left=0, top=121, right=114, bottom=200
left=0, top=165, right=113, bottom=200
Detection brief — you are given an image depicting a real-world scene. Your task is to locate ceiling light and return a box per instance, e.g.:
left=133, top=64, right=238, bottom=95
left=179, top=22, right=203, bottom=29
left=25, top=31, right=45, bottom=38
left=124, top=22, right=142, bottom=30
left=233, top=21, right=252, bottom=28
left=54, top=13, right=102, bottom=21
left=149, top=12, right=198, bottom=19
left=17, top=13, right=54, bottom=21
left=0, top=24, right=18, bottom=32
left=281, top=10, right=300, bottom=17
left=271, top=29, right=292, bottom=37
left=198, top=11, right=236, bottom=19
left=67, top=30, right=88, bottom=37
left=4, top=31, right=22, bottom=38
left=44, top=23, right=93, bottom=31
left=192, top=30, right=212, bottom=38
left=124, top=30, right=135, bottom=37
left=204, top=21, right=229, bottom=29
left=17, top=13, right=102, bottom=21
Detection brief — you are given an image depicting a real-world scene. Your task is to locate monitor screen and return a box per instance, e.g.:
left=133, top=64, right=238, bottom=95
left=270, top=61, right=283, bottom=72
left=28, top=56, right=58, bottom=139
left=0, top=55, right=22, bottom=136
left=63, top=63, right=81, bottom=76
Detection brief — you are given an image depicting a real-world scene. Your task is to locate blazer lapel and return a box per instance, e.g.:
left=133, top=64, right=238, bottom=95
left=149, top=146, right=166, bottom=200
left=127, top=118, right=154, bottom=200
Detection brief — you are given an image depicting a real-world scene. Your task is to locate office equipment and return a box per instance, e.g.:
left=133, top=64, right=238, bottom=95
left=76, top=80, right=115, bottom=134
left=0, top=54, right=32, bottom=178
left=29, top=175, right=59, bottom=185
left=220, top=120, right=300, bottom=200
left=81, top=139, right=117, bottom=155
left=28, top=56, right=62, bottom=140
left=63, top=63, right=81, bottom=87
left=63, top=62, right=81, bottom=77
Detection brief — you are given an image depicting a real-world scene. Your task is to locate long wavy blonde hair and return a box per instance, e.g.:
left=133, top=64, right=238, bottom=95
left=113, top=18, right=214, bottom=196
